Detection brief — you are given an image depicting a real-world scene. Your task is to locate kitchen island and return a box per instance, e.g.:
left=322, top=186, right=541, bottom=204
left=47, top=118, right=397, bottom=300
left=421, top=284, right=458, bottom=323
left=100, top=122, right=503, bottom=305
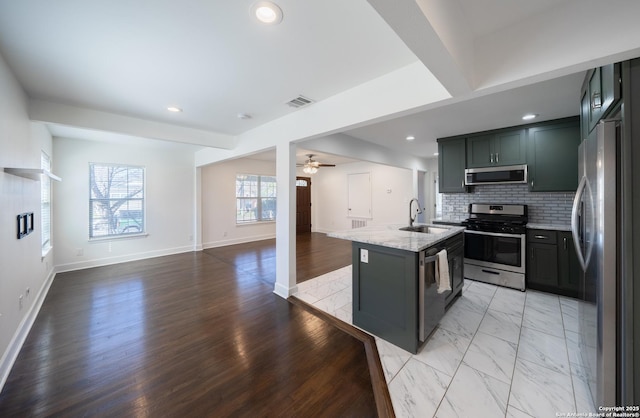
left=328, top=224, right=465, bottom=353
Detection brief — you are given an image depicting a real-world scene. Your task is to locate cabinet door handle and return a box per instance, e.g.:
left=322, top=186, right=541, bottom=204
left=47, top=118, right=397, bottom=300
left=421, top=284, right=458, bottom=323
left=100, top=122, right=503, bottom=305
left=563, top=237, right=567, bottom=250
left=490, top=153, right=494, bottom=163
left=496, top=152, right=499, bottom=163
left=534, top=235, right=548, bottom=239
left=591, top=92, right=602, bottom=110
left=530, top=179, right=534, bottom=189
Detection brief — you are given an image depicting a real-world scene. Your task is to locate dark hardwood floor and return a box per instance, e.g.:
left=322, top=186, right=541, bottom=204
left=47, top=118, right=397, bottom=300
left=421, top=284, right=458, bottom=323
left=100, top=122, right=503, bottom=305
left=0, top=233, right=386, bottom=417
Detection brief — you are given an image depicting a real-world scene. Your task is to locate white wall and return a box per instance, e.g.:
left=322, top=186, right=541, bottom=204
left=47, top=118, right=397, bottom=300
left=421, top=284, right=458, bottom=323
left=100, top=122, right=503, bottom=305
left=53, top=137, right=197, bottom=271
left=0, top=53, right=55, bottom=388
left=311, top=161, right=415, bottom=232
left=201, top=158, right=276, bottom=248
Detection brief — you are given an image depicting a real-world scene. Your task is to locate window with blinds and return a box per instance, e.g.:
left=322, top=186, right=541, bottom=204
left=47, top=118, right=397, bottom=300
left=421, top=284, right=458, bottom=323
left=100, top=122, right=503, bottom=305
left=236, top=174, right=276, bottom=223
left=41, top=151, right=51, bottom=254
left=89, top=163, right=145, bottom=238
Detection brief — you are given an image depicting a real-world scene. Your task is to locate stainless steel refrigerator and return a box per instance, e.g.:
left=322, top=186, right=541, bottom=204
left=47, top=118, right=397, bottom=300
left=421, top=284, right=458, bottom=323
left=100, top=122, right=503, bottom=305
left=571, top=60, right=638, bottom=408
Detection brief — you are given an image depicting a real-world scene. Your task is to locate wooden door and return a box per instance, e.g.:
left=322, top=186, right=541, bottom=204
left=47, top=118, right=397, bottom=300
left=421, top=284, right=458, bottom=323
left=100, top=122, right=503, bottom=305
left=296, top=177, right=311, bottom=233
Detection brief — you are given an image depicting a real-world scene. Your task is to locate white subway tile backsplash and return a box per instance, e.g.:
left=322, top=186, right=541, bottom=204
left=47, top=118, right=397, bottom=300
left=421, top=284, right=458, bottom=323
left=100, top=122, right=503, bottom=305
left=442, top=184, right=574, bottom=225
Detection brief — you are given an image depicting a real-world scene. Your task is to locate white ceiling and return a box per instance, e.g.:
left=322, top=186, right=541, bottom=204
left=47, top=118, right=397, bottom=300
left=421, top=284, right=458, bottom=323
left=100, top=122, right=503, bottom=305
left=0, top=0, right=416, bottom=135
left=343, top=71, right=585, bottom=157
left=455, top=0, right=572, bottom=38
left=1, top=0, right=640, bottom=163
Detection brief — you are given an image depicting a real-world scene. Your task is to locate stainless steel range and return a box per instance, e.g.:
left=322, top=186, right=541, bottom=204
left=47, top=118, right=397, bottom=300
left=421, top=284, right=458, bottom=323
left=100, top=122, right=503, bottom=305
left=463, top=203, right=527, bottom=291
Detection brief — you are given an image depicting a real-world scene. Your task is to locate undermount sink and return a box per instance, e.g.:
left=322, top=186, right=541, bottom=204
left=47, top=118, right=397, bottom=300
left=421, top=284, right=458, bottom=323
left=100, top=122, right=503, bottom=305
left=399, top=225, right=450, bottom=234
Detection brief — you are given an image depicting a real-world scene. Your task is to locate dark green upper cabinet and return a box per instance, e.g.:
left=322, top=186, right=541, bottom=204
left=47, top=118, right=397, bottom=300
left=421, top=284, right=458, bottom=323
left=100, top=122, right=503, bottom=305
left=580, top=88, right=590, bottom=141
left=584, top=63, right=621, bottom=134
left=466, top=129, right=526, bottom=168
left=587, top=66, right=603, bottom=132
left=437, top=137, right=466, bottom=193
left=466, top=134, right=493, bottom=167
left=527, top=118, right=580, bottom=192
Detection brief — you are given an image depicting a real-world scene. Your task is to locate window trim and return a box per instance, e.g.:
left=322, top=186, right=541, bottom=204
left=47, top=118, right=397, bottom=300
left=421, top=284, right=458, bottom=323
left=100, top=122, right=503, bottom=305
left=235, top=173, right=277, bottom=224
left=89, top=163, right=146, bottom=240
left=41, top=151, right=52, bottom=257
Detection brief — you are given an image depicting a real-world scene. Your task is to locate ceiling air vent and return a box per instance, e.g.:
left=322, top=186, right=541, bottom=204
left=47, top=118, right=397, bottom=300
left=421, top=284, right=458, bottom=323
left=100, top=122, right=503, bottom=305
left=286, top=95, right=314, bottom=108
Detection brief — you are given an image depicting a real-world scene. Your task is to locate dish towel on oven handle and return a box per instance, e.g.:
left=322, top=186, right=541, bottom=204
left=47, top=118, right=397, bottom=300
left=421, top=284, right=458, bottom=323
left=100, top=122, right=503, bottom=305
left=435, top=249, right=451, bottom=294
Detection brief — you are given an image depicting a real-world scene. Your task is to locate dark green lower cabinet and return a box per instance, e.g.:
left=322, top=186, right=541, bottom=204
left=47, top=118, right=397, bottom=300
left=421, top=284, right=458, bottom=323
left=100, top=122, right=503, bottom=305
left=557, top=231, right=582, bottom=298
left=526, top=229, right=582, bottom=298
left=352, top=233, right=464, bottom=354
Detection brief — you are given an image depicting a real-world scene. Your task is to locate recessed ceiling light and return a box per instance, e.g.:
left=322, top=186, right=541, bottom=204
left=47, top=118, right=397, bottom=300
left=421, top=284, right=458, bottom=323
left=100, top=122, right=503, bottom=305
left=406, top=135, right=415, bottom=141
left=237, top=113, right=252, bottom=120
left=167, top=106, right=182, bottom=113
left=252, top=1, right=283, bottom=24
left=522, top=113, right=538, bottom=120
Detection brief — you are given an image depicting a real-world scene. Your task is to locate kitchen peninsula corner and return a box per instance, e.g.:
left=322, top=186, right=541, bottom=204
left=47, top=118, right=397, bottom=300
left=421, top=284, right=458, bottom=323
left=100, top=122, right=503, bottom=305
left=328, top=225, right=465, bottom=354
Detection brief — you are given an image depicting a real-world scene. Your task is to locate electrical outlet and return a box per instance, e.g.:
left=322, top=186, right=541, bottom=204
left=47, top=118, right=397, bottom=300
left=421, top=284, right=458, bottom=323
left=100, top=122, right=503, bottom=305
left=360, top=249, right=369, bottom=264
left=19, top=295, right=23, bottom=310
left=76, top=248, right=83, bottom=256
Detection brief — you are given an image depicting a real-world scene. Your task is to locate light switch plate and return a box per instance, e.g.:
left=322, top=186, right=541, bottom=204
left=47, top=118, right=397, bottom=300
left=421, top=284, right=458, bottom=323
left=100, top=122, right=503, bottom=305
left=360, top=248, right=368, bottom=263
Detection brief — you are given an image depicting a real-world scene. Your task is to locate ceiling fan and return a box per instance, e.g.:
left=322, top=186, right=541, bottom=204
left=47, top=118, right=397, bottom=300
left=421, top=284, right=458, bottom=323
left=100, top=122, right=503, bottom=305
left=297, top=154, right=336, bottom=174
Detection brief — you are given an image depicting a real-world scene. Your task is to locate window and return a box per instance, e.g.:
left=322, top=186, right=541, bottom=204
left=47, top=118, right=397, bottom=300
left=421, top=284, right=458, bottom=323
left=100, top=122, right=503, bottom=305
left=236, top=174, right=276, bottom=223
left=90, top=163, right=145, bottom=238
left=41, top=151, right=51, bottom=254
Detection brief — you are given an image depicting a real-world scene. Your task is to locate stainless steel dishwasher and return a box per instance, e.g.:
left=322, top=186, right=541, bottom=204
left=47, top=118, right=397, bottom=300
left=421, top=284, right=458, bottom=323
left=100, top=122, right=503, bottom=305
left=418, top=250, right=445, bottom=342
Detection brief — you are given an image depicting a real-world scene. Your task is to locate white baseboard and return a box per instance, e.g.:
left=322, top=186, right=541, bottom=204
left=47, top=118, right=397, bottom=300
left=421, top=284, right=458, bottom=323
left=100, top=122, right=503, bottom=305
left=55, top=245, right=195, bottom=273
left=273, top=282, right=298, bottom=299
left=203, top=233, right=276, bottom=249
left=0, top=269, right=55, bottom=393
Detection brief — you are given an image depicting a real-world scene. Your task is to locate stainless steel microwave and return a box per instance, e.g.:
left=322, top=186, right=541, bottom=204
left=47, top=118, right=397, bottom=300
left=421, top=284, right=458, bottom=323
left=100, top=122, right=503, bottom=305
left=464, top=164, right=528, bottom=186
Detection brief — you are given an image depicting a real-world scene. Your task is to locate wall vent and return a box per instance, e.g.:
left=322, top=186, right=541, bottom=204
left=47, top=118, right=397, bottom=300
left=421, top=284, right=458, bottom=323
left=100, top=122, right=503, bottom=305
left=286, top=95, right=314, bottom=108
left=351, top=219, right=367, bottom=229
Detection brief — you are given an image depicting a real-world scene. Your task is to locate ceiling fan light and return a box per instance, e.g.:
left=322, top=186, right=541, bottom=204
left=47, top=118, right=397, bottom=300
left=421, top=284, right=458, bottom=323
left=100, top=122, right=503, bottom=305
left=303, top=165, right=317, bottom=174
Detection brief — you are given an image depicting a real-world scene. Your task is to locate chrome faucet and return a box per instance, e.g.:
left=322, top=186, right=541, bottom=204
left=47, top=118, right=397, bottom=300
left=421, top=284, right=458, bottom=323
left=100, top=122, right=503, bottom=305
left=409, top=198, right=423, bottom=227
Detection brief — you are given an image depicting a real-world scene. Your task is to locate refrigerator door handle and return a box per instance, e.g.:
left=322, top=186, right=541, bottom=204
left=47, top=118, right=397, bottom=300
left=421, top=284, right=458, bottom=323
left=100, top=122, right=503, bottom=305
left=571, top=175, right=594, bottom=271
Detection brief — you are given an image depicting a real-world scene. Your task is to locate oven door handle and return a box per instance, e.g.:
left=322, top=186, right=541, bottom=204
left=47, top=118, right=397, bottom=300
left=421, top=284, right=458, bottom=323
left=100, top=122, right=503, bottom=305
left=464, top=229, right=524, bottom=239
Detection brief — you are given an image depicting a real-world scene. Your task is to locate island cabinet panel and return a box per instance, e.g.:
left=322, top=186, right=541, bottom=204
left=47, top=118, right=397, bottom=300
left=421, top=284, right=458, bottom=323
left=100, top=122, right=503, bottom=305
left=352, top=243, right=419, bottom=352
left=350, top=232, right=464, bottom=354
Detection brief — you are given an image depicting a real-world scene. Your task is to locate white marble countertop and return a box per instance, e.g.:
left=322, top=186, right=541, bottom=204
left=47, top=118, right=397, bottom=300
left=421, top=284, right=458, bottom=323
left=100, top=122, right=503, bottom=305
left=327, top=224, right=466, bottom=253
left=430, top=216, right=466, bottom=225
left=527, top=223, right=571, bottom=231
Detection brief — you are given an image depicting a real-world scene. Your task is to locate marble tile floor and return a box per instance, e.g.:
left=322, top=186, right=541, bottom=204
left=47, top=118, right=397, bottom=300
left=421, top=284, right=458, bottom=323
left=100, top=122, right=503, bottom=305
left=294, top=266, right=596, bottom=418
